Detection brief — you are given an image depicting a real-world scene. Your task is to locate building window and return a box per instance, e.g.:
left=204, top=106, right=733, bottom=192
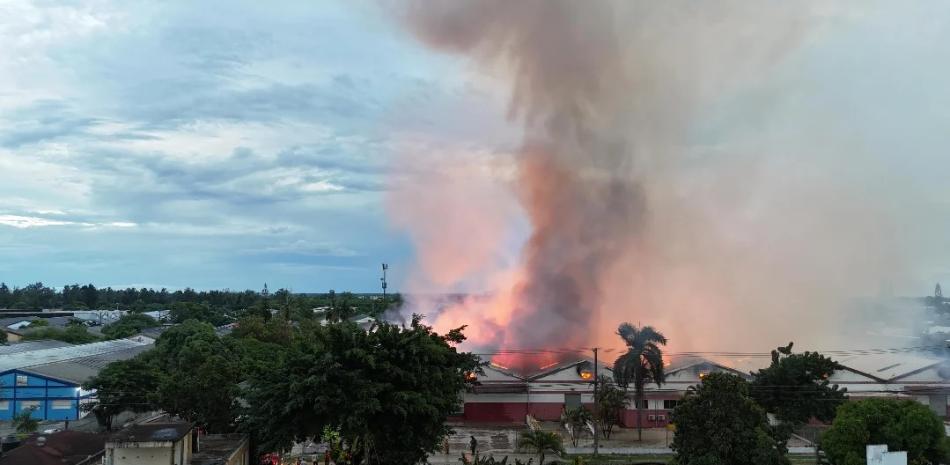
left=19, top=400, right=40, bottom=411
left=15, top=375, right=28, bottom=386
left=0, top=401, right=9, bottom=410
left=632, top=399, right=648, bottom=409
left=663, top=400, right=679, bottom=410
left=51, top=400, right=72, bottom=410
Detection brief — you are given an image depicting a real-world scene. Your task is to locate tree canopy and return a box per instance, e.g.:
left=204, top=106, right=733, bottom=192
left=242, top=315, right=481, bottom=465
left=0, top=281, right=402, bottom=316
left=22, top=322, right=99, bottom=344
left=101, top=313, right=158, bottom=339
left=84, top=320, right=241, bottom=432
left=821, top=398, right=948, bottom=465
left=671, top=372, right=788, bottom=465
left=82, top=355, right=162, bottom=430
left=593, top=376, right=627, bottom=439
left=750, top=342, right=847, bottom=426
left=612, top=323, right=667, bottom=440
left=518, top=430, right=564, bottom=465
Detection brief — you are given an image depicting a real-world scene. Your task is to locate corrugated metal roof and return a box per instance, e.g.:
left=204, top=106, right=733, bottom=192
left=23, top=344, right=154, bottom=384
left=0, top=340, right=73, bottom=355
left=0, top=337, right=153, bottom=373
left=836, top=352, right=943, bottom=381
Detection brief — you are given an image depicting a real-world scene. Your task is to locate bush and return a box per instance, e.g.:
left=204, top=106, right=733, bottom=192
left=821, top=398, right=947, bottom=465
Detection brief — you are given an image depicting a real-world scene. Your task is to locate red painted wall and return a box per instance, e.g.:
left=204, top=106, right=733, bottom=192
left=621, top=409, right=673, bottom=428
left=464, top=402, right=675, bottom=427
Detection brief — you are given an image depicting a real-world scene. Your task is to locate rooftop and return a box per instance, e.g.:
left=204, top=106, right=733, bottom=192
left=191, top=435, right=248, bottom=465
left=836, top=352, right=945, bottom=381
left=22, top=344, right=154, bottom=384
left=0, top=316, right=74, bottom=334
left=0, top=340, right=73, bottom=355
left=0, top=337, right=152, bottom=374
left=0, top=431, right=106, bottom=465
left=108, top=422, right=193, bottom=444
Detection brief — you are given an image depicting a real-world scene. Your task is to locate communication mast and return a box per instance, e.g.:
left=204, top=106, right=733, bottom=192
left=381, top=263, right=388, bottom=297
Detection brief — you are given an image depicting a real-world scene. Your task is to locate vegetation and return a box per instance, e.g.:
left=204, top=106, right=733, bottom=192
left=12, top=408, right=39, bottom=434
left=671, top=372, right=788, bottom=465
left=241, top=314, right=480, bottom=465
left=592, top=376, right=627, bottom=439
left=518, top=430, right=564, bottom=465
left=0, top=329, right=6, bottom=344
left=612, top=323, right=667, bottom=441
left=22, top=322, right=100, bottom=344
left=0, top=281, right=401, bottom=316
left=82, top=356, right=162, bottom=430
left=84, top=320, right=242, bottom=432
left=821, top=398, right=948, bottom=465
left=101, top=313, right=158, bottom=339
left=750, top=342, right=847, bottom=435
left=561, top=407, right=592, bottom=447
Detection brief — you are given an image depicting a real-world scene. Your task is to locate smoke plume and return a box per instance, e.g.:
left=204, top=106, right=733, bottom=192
left=389, top=1, right=916, bottom=371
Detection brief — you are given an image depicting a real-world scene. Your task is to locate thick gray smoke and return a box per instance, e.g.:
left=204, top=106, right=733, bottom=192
left=391, top=0, right=918, bottom=368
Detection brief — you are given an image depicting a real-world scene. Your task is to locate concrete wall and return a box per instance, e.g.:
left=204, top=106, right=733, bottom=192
left=107, top=436, right=191, bottom=465
left=110, top=446, right=177, bottom=465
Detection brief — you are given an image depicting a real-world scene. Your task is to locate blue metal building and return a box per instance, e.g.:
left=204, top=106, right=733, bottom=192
left=0, top=338, right=152, bottom=421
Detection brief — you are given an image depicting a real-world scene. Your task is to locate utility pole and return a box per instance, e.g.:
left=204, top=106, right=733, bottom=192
left=593, top=347, right=599, bottom=457
left=381, top=263, right=388, bottom=298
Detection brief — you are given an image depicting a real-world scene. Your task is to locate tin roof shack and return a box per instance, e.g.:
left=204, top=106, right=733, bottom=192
left=191, top=434, right=249, bottom=465
left=104, top=422, right=194, bottom=465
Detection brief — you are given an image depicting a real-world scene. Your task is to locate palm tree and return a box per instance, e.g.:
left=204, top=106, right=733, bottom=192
left=612, top=323, right=667, bottom=441
left=518, top=430, right=564, bottom=465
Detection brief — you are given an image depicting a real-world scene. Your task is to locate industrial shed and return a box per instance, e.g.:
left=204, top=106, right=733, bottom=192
left=0, top=337, right=153, bottom=421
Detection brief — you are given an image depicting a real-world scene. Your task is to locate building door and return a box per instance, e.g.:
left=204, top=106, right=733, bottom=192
left=565, top=393, right=581, bottom=410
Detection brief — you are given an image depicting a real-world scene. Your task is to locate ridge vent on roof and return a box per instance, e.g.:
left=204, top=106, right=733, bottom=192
left=877, top=363, right=901, bottom=373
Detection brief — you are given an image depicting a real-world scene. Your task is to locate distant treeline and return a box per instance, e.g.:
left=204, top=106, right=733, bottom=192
left=0, top=281, right=401, bottom=317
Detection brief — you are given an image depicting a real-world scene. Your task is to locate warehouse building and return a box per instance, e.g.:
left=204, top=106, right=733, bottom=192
left=460, top=350, right=950, bottom=426
left=0, top=337, right=153, bottom=421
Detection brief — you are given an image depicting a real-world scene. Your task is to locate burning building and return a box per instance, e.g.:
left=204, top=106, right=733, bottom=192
left=459, top=350, right=950, bottom=426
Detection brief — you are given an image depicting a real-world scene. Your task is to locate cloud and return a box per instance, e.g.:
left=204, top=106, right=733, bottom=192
left=0, top=214, right=137, bottom=230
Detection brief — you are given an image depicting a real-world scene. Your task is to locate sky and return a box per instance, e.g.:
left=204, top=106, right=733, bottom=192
left=1, top=1, right=950, bottom=295
left=0, top=0, right=518, bottom=292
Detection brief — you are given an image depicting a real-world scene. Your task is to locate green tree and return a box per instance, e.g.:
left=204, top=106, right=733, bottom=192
left=152, top=320, right=241, bottom=432
left=83, top=356, right=162, bottom=430
left=671, top=372, right=788, bottom=465
left=12, top=407, right=40, bottom=434
left=169, top=302, right=229, bottom=326
left=23, top=323, right=99, bottom=344
left=85, top=320, right=242, bottom=433
left=101, top=313, right=158, bottom=339
left=750, top=342, right=847, bottom=433
left=0, top=329, right=7, bottom=345
left=242, top=315, right=481, bottom=465
left=326, top=291, right=357, bottom=322
left=593, top=376, right=627, bottom=439
left=518, top=430, right=564, bottom=465
left=561, top=407, right=592, bottom=447
left=612, top=323, right=667, bottom=441
left=821, top=398, right=948, bottom=465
